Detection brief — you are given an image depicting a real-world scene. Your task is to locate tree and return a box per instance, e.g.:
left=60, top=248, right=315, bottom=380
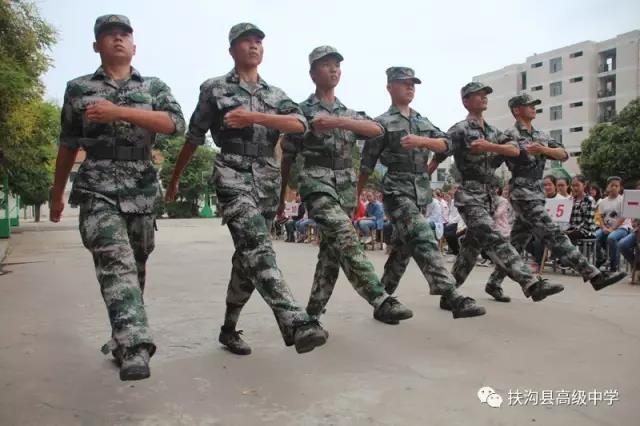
left=579, top=98, right=640, bottom=188
left=1, top=0, right=57, bottom=176
left=158, top=137, right=217, bottom=218
left=8, top=101, right=59, bottom=221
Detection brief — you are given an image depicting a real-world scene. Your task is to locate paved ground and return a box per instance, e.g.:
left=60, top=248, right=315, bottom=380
left=1, top=215, right=639, bottom=426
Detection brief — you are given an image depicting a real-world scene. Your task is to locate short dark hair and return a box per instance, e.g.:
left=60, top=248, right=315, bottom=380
left=573, top=175, right=587, bottom=184
left=607, top=176, right=622, bottom=184
left=543, top=174, right=557, bottom=185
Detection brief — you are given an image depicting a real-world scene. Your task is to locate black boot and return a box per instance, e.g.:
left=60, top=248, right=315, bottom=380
left=485, top=284, right=511, bottom=302
left=527, top=278, right=564, bottom=302
left=373, top=297, right=413, bottom=325
left=219, top=327, right=252, bottom=355
left=590, top=271, right=627, bottom=291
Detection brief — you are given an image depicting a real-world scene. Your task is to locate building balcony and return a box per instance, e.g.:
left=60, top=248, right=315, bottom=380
left=598, top=112, right=616, bottom=123
left=597, top=89, right=616, bottom=98
left=598, top=63, right=616, bottom=73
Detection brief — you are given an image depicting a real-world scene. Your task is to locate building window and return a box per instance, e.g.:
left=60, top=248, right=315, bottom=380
left=570, top=101, right=583, bottom=108
left=550, top=130, right=562, bottom=144
left=536, top=108, right=543, bottom=113
left=570, top=76, right=583, bottom=83
left=437, top=168, right=447, bottom=182
left=531, top=85, right=543, bottom=91
left=550, top=81, right=562, bottom=97
left=570, top=127, right=583, bottom=132
left=531, top=61, right=543, bottom=69
left=519, top=71, right=527, bottom=91
left=550, top=105, right=562, bottom=121
left=570, top=51, right=583, bottom=58
left=550, top=57, right=562, bottom=73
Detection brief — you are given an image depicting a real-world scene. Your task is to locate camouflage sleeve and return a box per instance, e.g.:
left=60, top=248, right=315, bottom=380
left=496, top=128, right=517, bottom=148
left=281, top=133, right=302, bottom=161
left=360, top=119, right=386, bottom=174
left=186, top=81, right=217, bottom=146
left=433, top=124, right=461, bottom=163
left=275, top=92, right=309, bottom=135
left=429, top=123, right=453, bottom=157
left=152, top=78, right=185, bottom=136
left=59, top=83, right=82, bottom=149
left=545, top=132, right=564, bottom=149
left=353, top=110, right=384, bottom=139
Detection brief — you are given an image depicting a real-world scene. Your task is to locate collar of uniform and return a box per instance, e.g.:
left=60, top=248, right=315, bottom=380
left=387, top=105, right=419, bottom=119
left=225, top=68, right=269, bottom=89
left=514, top=121, right=536, bottom=137
left=91, top=66, right=143, bottom=82
left=306, top=93, right=346, bottom=112
left=467, top=116, right=493, bottom=131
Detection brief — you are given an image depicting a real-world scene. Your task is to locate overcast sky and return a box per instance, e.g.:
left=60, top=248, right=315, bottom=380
left=39, top=0, right=640, bottom=128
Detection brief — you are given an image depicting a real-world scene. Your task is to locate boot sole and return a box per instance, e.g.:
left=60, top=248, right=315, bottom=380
left=592, top=272, right=627, bottom=291
left=221, top=345, right=252, bottom=355
left=219, top=337, right=252, bottom=355
left=452, top=307, right=487, bottom=319
left=294, top=333, right=327, bottom=354
left=488, top=296, right=511, bottom=303
left=120, top=366, right=150, bottom=381
left=532, top=286, right=564, bottom=302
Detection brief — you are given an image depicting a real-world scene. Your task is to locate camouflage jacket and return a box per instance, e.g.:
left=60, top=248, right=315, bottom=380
left=60, top=66, right=185, bottom=214
left=282, top=94, right=376, bottom=211
left=503, top=122, right=565, bottom=202
left=362, top=106, right=449, bottom=207
left=435, top=117, right=516, bottom=209
left=186, top=69, right=307, bottom=207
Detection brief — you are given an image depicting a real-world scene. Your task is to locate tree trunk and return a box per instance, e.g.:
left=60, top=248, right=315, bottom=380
left=34, top=203, right=41, bottom=223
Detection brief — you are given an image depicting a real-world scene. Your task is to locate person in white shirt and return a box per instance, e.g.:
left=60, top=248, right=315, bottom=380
left=595, top=176, right=631, bottom=271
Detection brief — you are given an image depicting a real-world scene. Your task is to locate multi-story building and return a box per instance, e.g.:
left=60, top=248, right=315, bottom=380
left=473, top=30, right=640, bottom=173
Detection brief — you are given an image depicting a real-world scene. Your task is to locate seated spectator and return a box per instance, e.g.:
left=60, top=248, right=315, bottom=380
left=543, top=174, right=557, bottom=199
left=565, top=175, right=597, bottom=243
left=425, top=197, right=444, bottom=240
left=443, top=185, right=464, bottom=255
left=352, top=191, right=367, bottom=225
left=284, top=194, right=304, bottom=242
left=556, top=176, right=571, bottom=199
left=494, top=185, right=514, bottom=239
left=619, top=218, right=639, bottom=268
left=589, top=184, right=602, bottom=204
left=357, top=191, right=384, bottom=243
left=595, top=176, right=631, bottom=271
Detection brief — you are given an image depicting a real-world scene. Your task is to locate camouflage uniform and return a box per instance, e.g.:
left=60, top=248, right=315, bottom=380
left=486, top=94, right=599, bottom=288
left=433, top=83, right=540, bottom=295
left=60, top=64, right=185, bottom=357
left=282, top=47, right=390, bottom=319
left=361, top=68, right=464, bottom=299
left=185, top=66, right=312, bottom=343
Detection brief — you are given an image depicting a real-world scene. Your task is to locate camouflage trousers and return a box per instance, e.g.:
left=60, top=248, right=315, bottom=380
left=305, top=193, right=388, bottom=319
left=218, top=189, right=309, bottom=344
left=487, top=199, right=599, bottom=288
left=381, top=195, right=459, bottom=296
left=453, top=201, right=536, bottom=293
left=78, top=198, right=156, bottom=356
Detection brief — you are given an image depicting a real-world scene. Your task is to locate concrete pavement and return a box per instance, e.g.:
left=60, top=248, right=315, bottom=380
left=1, top=216, right=639, bottom=425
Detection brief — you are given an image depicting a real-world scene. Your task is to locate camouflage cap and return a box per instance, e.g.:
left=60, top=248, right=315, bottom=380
left=508, top=93, right=542, bottom=109
left=308, top=45, right=344, bottom=66
left=386, top=67, right=421, bottom=84
left=94, top=14, right=133, bottom=39
left=460, top=82, right=493, bottom=98
left=228, top=23, right=265, bottom=45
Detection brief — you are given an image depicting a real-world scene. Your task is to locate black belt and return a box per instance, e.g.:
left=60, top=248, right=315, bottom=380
left=221, top=140, right=274, bottom=157
left=85, top=145, right=151, bottom=161
left=387, top=163, right=425, bottom=173
left=304, top=157, right=353, bottom=170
